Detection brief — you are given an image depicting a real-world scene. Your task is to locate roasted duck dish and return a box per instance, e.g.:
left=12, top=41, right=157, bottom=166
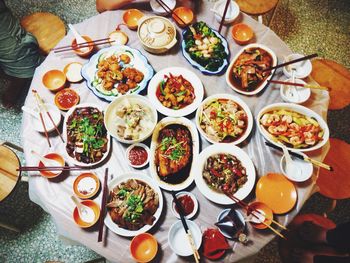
left=155, top=125, right=192, bottom=184
left=230, top=47, right=273, bottom=91
left=107, top=179, right=159, bottom=231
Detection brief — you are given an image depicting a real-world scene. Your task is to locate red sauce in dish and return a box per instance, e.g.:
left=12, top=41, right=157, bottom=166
left=202, top=228, right=230, bottom=260
left=128, top=146, right=148, bottom=166
left=175, top=195, right=194, bottom=216
left=55, top=88, right=79, bottom=110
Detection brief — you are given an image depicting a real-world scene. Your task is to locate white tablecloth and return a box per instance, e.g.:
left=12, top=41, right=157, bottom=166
left=21, top=2, right=330, bottom=262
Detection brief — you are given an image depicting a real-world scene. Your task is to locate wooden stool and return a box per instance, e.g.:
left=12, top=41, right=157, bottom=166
left=236, top=0, right=279, bottom=24
left=311, top=59, right=350, bottom=110
left=316, top=138, right=350, bottom=200
left=278, top=213, right=336, bottom=263
left=20, top=12, right=66, bottom=55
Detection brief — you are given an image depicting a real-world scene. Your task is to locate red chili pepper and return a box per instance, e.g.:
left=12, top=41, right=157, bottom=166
left=232, top=168, right=243, bottom=177
left=210, top=168, right=222, bottom=178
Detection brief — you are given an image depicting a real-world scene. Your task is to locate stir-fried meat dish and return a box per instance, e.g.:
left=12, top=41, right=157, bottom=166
left=66, top=107, right=108, bottom=164
left=107, top=179, right=159, bottom=231
left=231, top=47, right=273, bottom=91
left=155, top=125, right=192, bottom=178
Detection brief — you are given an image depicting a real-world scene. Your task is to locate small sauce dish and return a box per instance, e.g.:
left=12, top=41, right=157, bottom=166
left=172, top=7, right=194, bottom=27
left=130, top=233, right=158, bottom=263
left=282, top=53, right=312, bottom=79
left=63, top=62, right=83, bottom=83
left=71, top=35, right=94, bottom=57
left=42, top=70, right=67, bottom=92
left=248, top=202, right=273, bottom=229
left=123, top=9, right=144, bottom=30
left=171, top=191, right=198, bottom=219
left=231, top=23, right=254, bottom=45
left=73, top=173, right=100, bottom=199
left=38, top=152, right=65, bottom=178
left=280, top=78, right=311, bottom=104
left=213, top=0, right=240, bottom=24
left=216, top=208, right=246, bottom=239
left=125, top=143, right=150, bottom=169
left=54, top=88, right=80, bottom=111
left=280, top=152, right=313, bottom=182
left=73, top=199, right=100, bottom=228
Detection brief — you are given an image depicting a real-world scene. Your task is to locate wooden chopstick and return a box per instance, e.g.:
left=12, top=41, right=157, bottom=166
left=155, top=0, right=188, bottom=26
left=54, top=40, right=113, bottom=53
left=218, top=0, right=231, bottom=34
left=17, top=166, right=84, bottom=172
left=32, top=90, right=64, bottom=142
left=52, top=37, right=110, bottom=51
left=98, top=168, right=108, bottom=242
left=262, top=53, right=318, bottom=72
left=268, top=80, right=329, bottom=91
left=32, top=90, right=51, bottom=147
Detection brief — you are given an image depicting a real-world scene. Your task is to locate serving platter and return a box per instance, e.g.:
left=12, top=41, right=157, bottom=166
left=225, top=43, right=277, bottom=95
left=148, top=67, right=204, bottom=117
left=195, top=93, right=253, bottom=145
left=194, top=144, right=256, bottom=205
left=104, top=172, right=164, bottom=237
left=256, top=103, right=329, bottom=152
left=149, top=117, right=199, bottom=191
left=81, top=45, right=154, bottom=102
left=63, top=103, right=111, bottom=167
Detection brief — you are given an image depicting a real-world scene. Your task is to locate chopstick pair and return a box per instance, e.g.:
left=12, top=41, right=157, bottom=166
left=218, top=0, right=231, bottom=34
left=223, top=191, right=287, bottom=240
left=265, top=141, right=333, bottom=171
left=53, top=38, right=114, bottom=53
left=32, top=90, right=64, bottom=147
left=263, top=53, right=318, bottom=72
left=98, top=168, right=109, bottom=242
left=155, top=0, right=188, bottom=26
left=171, top=191, right=200, bottom=263
left=268, top=80, right=330, bottom=91
left=17, top=166, right=85, bottom=172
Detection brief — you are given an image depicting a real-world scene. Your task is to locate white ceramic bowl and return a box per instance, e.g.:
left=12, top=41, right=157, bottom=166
left=24, top=103, right=61, bottom=133
left=213, top=0, right=240, bottom=24
left=104, top=94, right=158, bottom=144
left=256, top=103, right=329, bottom=152
left=280, top=78, right=311, bottom=104
left=226, top=43, right=277, bottom=96
left=193, top=144, right=256, bottom=205
left=195, top=93, right=253, bottom=145
left=280, top=152, right=313, bottom=182
left=104, top=172, right=163, bottom=237
left=171, top=191, right=199, bottom=220
left=282, top=53, right=312, bottom=79
left=125, top=143, right=150, bottom=169
left=150, top=0, right=176, bottom=16
left=216, top=208, right=246, bottom=239
left=168, top=220, right=202, bottom=257
left=148, top=67, right=204, bottom=117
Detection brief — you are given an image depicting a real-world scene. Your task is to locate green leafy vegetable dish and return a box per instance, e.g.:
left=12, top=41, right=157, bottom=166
left=107, top=179, right=159, bottom=230
left=183, top=21, right=229, bottom=73
left=66, top=107, right=108, bottom=164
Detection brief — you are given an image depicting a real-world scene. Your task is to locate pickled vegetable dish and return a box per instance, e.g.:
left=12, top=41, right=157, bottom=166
left=199, top=99, right=248, bottom=143
left=203, top=153, right=247, bottom=195
left=156, top=74, right=195, bottom=110
left=260, top=109, right=324, bottom=148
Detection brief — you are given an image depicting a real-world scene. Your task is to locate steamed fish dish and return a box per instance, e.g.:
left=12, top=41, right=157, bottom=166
left=107, top=179, right=159, bottom=230
left=114, top=99, right=155, bottom=141
left=199, top=98, right=248, bottom=143
left=260, top=109, right=324, bottom=149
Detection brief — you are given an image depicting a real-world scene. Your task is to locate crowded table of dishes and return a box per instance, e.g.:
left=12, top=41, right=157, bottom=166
left=20, top=0, right=332, bottom=262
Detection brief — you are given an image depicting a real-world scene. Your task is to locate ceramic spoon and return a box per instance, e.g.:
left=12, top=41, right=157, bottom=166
left=68, top=24, right=88, bottom=52
left=71, top=196, right=95, bottom=223
left=31, top=150, right=61, bottom=168
left=281, top=144, right=302, bottom=180
left=21, top=106, right=39, bottom=119
left=245, top=211, right=266, bottom=224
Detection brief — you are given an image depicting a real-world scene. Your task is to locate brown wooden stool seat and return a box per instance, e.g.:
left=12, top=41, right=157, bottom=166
left=0, top=145, right=21, bottom=202
left=20, top=12, right=66, bottom=55
left=316, top=138, right=350, bottom=200
left=236, top=0, right=279, bottom=15
left=311, top=59, right=350, bottom=110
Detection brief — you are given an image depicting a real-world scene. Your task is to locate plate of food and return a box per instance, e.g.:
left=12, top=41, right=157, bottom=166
left=257, top=103, right=329, bottom=152
left=104, top=94, right=158, bottom=144
left=195, top=94, right=253, bottom=145
left=105, top=172, right=163, bottom=237
left=149, top=117, right=199, bottom=191
left=193, top=144, right=256, bottom=205
left=148, top=67, right=204, bottom=117
left=81, top=45, right=153, bottom=101
left=63, top=103, right=110, bottom=167
left=226, top=43, right=277, bottom=95
left=182, top=21, right=229, bottom=75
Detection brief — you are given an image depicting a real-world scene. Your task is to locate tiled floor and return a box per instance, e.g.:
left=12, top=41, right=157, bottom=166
left=0, top=0, right=349, bottom=262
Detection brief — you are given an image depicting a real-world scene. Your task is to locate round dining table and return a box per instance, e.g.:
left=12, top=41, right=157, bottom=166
left=21, top=2, right=330, bottom=262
